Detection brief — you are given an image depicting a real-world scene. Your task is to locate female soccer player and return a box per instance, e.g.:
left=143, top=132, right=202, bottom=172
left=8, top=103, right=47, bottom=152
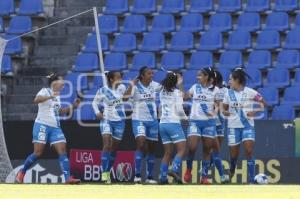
left=92, top=70, right=126, bottom=183
left=222, top=68, right=266, bottom=184
left=16, top=73, right=81, bottom=184
left=123, top=66, right=160, bottom=184
left=159, top=72, right=187, bottom=184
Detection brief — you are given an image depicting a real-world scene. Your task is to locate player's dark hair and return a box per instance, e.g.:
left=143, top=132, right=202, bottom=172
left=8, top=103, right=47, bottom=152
left=105, top=70, right=122, bottom=87
left=46, top=72, right=60, bottom=86
left=213, top=70, right=224, bottom=88
left=231, top=68, right=252, bottom=86
left=201, top=67, right=215, bottom=91
left=138, top=66, right=151, bottom=81
left=161, top=72, right=178, bottom=92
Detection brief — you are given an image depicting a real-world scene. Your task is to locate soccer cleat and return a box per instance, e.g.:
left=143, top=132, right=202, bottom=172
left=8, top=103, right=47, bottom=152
left=134, top=175, right=142, bottom=184
left=200, top=177, right=212, bottom=185
left=66, top=176, right=81, bottom=184
left=229, top=169, right=235, bottom=181
left=145, top=177, right=157, bottom=184
left=220, top=175, right=230, bottom=184
left=159, top=180, right=169, bottom=185
left=101, top=172, right=111, bottom=184
left=184, top=169, right=192, bottom=183
left=168, top=171, right=183, bottom=184
left=16, top=170, right=25, bottom=183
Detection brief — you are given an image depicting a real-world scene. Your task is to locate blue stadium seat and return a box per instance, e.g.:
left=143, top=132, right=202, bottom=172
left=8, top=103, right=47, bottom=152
left=272, top=105, right=295, bottom=120
left=161, top=52, right=184, bottom=70
left=82, top=33, right=109, bottom=53
left=160, top=0, right=184, bottom=14
left=295, top=13, right=300, bottom=29
left=60, top=84, right=76, bottom=107
left=112, top=33, right=136, bottom=52
left=208, top=13, right=232, bottom=32
left=276, top=50, right=300, bottom=69
left=92, top=73, right=104, bottom=88
left=282, top=86, right=300, bottom=106
left=7, top=16, right=32, bottom=34
left=0, top=18, right=3, bottom=32
left=0, top=0, right=14, bottom=16
left=2, top=35, right=22, bottom=55
left=265, top=68, right=290, bottom=88
left=104, top=53, right=127, bottom=70
left=140, top=32, right=165, bottom=51
left=265, top=12, right=289, bottom=31
left=199, top=30, right=223, bottom=50
left=284, top=29, right=300, bottom=49
left=151, top=14, right=175, bottom=33
left=98, top=15, right=118, bottom=34
left=245, top=0, right=270, bottom=12
left=73, top=103, right=96, bottom=120
left=123, top=15, right=146, bottom=33
left=1, top=55, right=12, bottom=73
left=104, top=0, right=128, bottom=14
left=217, top=0, right=242, bottom=12
left=189, top=0, right=213, bottom=13
left=189, top=51, right=213, bottom=69
left=132, top=0, right=156, bottom=14
left=84, top=87, right=99, bottom=101
left=123, top=71, right=139, bottom=82
left=218, top=68, right=230, bottom=84
left=236, top=12, right=260, bottom=32
left=183, top=70, right=198, bottom=88
left=245, top=68, right=262, bottom=88
left=255, top=30, right=280, bottom=50
left=246, top=50, right=271, bottom=69
left=218, top=51, right=242, bottom=69
left=18, top=0, right=44, bottom=15
left=64, top=72, right=88, bottom=91
left=73, top=53, right=99, bottom=72
left=274, top=0, right=298, bottom=12
left=254, top=105, right=268, bottom=120
left=153, top=71, right=166, bottom=82
left=293, top=70, right=300, bottom=86
left=180, top=14, right=203, bottom=32
left=132, top=52, right=155, bottom=70
left=257, top=87, right=279, bottom=106
left=169, top=32, right=194, bottom=51
left=227, top=30, right=251, bottom=50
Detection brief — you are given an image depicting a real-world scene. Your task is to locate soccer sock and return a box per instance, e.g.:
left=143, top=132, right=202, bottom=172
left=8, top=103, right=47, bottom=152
left=172, top=156, right=182, bottom=174
left=108, top=151, right=116, bottom=170
left=186, top=153, right=194, bottom=170
left=58, top=154, right=70, bottom=181
left=160, top=162, right=168, bottom=182
left=135, top=150, right=144, bottom=177
left=212, top=152, right=224, bottom=177
left=230, top=157, right=238, bottom=173
left=210, top=152, right=214, bottom=166
left=101, top=151, right=110, bottom=172
left=21, top=153, right=38, bottom=173
left=146, top=154, right=155, bottom=178
left=201, top=160, right=211, bottom=178
left=247, top=157, right=255, bottom=183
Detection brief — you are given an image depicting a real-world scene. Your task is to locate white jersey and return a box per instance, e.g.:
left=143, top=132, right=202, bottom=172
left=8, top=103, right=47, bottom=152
left=131, top=81, right=161, bottom=121
left=216, top=87, right=228, bottom=126
left=160, top=88, right=186, bottom=124
left=92, top=84, right=126, bottom=121
left=223, top=86, right=261, bottom=128
left=35, top=88, right=61, bottom=128
left=188, top=84, right=219, bottom=121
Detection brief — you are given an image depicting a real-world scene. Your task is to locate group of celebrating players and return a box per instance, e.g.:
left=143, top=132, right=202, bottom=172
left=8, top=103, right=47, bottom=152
left=15, top=66, right=266, bottom=185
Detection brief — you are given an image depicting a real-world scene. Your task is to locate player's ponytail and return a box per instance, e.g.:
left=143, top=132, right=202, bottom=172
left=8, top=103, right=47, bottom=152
left=105, top=70, right=122, bottom=87
left=46, top=72, right=59, bottom=86
left=161, top=71, right=178, bottom=92
left=201, top=67, right=215, bottom=90
left=231, top=68, right=252, bottom=86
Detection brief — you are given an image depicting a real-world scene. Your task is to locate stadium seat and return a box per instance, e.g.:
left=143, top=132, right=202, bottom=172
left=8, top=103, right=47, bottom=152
left=6, top=16, right=32, bottom=34
left=169, top=32, right=194, bottom=51
left=0, top=18, right=3, bottom=32
left=132, top=52, right=155, bottom=70
left=275, top=50, right=300, bottom=69
left=274, top=0, right=298, bottom=12
left=1, top=55, right=12, bottom=73
left=255, top=30, right=280, bottom=50
left=132, top=0, right=156, bottom=14
left=293, top=70, right=300, bottom=86
left=64, top=72, right=88, bottom=91
left=265, top=68, right=290, bottom=88
left=82, top=33, right=109, bottom=53
left=236, top=13, right=260, bottom=32
left=151, top=14, right=175, bottom=33
left=218, top=51, right=242, bottom=69
left=189, top=51, right=213, bottom=69
left=73, top=53, right=99, bottom=72
left=92, top=73, right=104, bottom=88
left=161, top=52, right=184, bottom=70
left=180, top=14, right=204, bottom=32
left=272, top=105, right=295, bottom=120
left=104, top=53, right=127, bottom=70
left=153, top=70, right=166, bottom=82
left=183, top=70, right=198, bottom=87
left=245, top=68, right=262, bottom=88
left=227, top=30, right=251, bottom=50
left=123, top=15, right=146, bottom=33
left=160, top=0, right=184, bottom=14
left=73, top=103, right=96, bottom=120
left=123, top=71, right=139, bottom=82
left=265, top=12, right=289, bottom=31
left=199, top=30, right=223, bottom=50
left=218, top=68, right=230, bottom=84
left=246, top=50, right=271, bottom=69
left=217, top=0, right=242, bottom=12
left=60, top=84, right=77, bottom=107
left=140, top=32, right=165, bottom=52
left=208, top=13, right=232, bottom=32
left=245, top=0, right=270, bottom=12
left=284, top=29, right=300, bottom=49
left=257, top=87, right=279, bottom=106
left=0, top=0, right=14, bottom=16
left=98, top=15, right=118, bottom=34
left=84, top=87, right=99, bottom=101
left=2, top=35, right=23, bottom=55
left=18, top=0, right=44, bottom=15
left=295, top=13, right=300, bottom=29
left=104, top=0, right=128, bottom=14
left=112, top=33, right=136, bottom=52
left=282, top=86, right=300, bottom=106
left=189, top=0, right=213, bottom=13
left=254, top=105, right=268, bottom=120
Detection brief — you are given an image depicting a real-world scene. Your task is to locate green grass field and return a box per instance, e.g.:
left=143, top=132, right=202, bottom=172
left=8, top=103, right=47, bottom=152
left=1, top=185, right=300, bottom=199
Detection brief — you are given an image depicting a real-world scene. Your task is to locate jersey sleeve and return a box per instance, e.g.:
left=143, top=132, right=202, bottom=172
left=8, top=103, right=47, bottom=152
left=92, top=89, right=104, bottom=115
left=36, top=88, right=49, bottom=97
left=214, top=87, right=221, bottom=101
left=118, top=84, right=127, bottom=95
left=248, top=88, right=263, bottom=101
left=222, top=89, right=230, bottom=105
left=153, top=81, right=162, bottom=92
left=187, top=84, right=195, bottom=96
